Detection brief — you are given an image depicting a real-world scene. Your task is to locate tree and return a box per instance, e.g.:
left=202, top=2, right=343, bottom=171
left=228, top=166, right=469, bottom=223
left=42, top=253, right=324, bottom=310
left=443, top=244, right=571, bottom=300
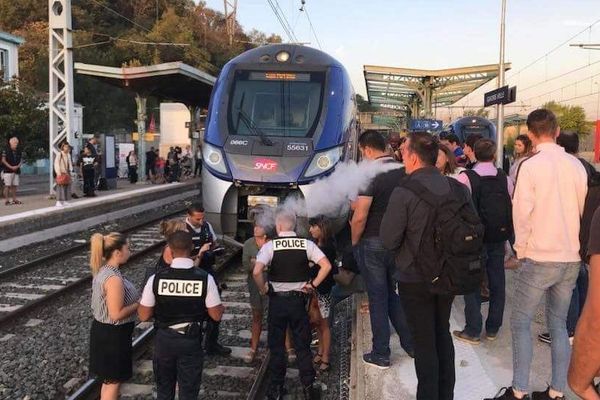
left=463, top=108, right=490, bottom=118
left=542, top=101, right=590, bottom=134
left=356, top=93, right=379, bottom=112
left=0, top=80, right=49, bottom=161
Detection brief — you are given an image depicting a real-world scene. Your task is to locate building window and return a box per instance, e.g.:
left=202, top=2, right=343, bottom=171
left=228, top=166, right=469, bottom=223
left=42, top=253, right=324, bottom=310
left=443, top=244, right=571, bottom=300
left=0, top=49, right=9, bottom=82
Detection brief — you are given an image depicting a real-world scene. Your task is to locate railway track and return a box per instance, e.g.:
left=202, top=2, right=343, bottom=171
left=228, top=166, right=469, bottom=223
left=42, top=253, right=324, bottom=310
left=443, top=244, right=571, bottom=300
left=0, top=208, right=188, bottom=328
left=66, top=249, right=296, bottom=400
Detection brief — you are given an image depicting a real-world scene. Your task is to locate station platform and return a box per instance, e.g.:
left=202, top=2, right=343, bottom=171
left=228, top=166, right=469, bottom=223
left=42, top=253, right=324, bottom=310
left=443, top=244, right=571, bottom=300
left=0, top=178, right=201, bottom=252
left=350, top=269, right=578, bottom=400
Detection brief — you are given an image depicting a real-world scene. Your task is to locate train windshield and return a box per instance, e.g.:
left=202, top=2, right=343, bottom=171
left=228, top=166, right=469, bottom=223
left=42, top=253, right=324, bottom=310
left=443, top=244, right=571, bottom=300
left=228, top=70, right=325, bottom=138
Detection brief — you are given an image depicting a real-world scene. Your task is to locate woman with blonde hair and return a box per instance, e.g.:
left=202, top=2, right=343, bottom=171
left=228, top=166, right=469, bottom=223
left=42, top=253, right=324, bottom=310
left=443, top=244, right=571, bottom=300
left=89, top=233, right=139, bottom=400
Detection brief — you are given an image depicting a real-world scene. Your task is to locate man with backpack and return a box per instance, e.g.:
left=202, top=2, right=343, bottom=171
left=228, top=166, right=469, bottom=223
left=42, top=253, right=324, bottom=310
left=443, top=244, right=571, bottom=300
left=485, top=109, right=587, bottom=400
left=454, top=138, right=514, bottom=345
left=381, top=131, right=483, bottom=400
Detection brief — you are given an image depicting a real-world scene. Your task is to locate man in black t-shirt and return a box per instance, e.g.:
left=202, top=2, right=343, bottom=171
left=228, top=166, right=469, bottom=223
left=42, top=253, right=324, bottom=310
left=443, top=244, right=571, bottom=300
left=350, top=130, right=413, bottom=369
left=2, top=137, right=23, bottom=205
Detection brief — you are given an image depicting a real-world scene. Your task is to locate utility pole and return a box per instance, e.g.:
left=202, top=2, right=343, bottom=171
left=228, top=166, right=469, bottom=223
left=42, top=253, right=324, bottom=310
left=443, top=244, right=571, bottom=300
left=49, top=0, right=76, bottom=195
left=224, top=0, right=238, bottom=46
left=496, top=0, right=507, bottom=167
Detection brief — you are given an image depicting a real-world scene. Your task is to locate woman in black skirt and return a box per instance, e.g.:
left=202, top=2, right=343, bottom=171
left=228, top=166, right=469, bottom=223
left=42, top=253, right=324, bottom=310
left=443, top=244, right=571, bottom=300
left=89, top=232, right=139, bottom=399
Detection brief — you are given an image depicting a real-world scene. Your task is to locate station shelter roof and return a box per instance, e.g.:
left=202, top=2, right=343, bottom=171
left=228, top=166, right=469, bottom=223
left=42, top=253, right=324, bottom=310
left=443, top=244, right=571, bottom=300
left=74, top=61, right=216, bottom=107
left=363, top=63, right=511, bottom=115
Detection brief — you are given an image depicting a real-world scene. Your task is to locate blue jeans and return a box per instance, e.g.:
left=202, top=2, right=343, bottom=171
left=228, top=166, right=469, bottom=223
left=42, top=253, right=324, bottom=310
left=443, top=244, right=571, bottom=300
left=566, top=263, right=588, bottom=334
left=463, top=241, right=506, bottom=336
left=354, top=237, right=413, bottom=359
left=511, top=259, right=579, bottom=393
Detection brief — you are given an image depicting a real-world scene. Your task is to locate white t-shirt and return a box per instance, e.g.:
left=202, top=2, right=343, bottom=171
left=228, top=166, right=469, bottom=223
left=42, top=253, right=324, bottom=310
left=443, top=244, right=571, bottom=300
left=256, top=231, right=326, bottom=292
left=140, top=257, right=221, bottom=308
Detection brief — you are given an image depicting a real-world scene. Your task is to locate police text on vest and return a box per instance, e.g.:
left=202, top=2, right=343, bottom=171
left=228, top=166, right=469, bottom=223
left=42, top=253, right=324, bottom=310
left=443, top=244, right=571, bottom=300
left=273, top=238, right=307, bottom=251
left=158, top=279, right=204, bottom=297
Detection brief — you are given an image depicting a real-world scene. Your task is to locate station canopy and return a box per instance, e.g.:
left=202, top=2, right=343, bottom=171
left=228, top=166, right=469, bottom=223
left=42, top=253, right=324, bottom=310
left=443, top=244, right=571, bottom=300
left=363, top=63, right=511, bottom=117
left=74, top=61, right=216, bottom=107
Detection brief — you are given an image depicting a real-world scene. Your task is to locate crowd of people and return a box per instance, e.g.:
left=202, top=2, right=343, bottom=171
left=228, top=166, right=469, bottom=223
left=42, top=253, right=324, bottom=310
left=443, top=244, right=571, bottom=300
left=85, top=107, right=600, bottom=400
left=144, top=144, right=201, bottom=184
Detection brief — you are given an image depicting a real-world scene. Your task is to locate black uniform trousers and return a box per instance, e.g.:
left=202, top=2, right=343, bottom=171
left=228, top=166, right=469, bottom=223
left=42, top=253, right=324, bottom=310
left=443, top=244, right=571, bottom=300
left=153, top=328, right=203, bottom=400
left=398, top=281, right=455, bottom=400
left=268, top=294, right=315, bottom=387
left=200, top=263, right=221, bottom=350
left=82, top=168, right=95, bottom=196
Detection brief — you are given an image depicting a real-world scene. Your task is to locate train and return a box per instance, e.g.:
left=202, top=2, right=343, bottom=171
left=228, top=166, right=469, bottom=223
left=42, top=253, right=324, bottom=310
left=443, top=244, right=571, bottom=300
left=201, top=44, right=359, bottom=238
left=445, top=116, right=497, bottom=143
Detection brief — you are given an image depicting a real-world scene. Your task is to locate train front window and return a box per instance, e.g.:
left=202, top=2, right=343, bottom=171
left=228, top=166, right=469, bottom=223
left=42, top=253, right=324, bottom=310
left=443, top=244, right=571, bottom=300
left=229, top=70, right=325, bottom=138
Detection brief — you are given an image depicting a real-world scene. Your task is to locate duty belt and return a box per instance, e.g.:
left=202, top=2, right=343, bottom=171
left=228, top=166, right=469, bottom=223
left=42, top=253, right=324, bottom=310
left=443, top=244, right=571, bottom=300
left=270, top=290, right=308, bottom=298
left=167, top=322, right=201, bottom=335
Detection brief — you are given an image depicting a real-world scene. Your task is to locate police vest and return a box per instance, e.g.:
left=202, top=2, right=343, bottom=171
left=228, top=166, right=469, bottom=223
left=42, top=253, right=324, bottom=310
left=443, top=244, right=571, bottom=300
left=268, top=236, right=310, bottom=282
left=152, top=266, right=208, bottom=328
left=187, top=222, right=212, bottom=257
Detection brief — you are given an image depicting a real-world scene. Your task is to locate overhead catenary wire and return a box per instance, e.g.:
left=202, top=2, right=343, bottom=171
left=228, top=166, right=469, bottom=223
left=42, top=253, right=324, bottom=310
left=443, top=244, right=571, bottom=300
left=88, top=0, right=153, bottom=33
left=267, top=0, right=298, bottom=42
left=72, top=29, right=189, bottom=48
left=303, top=5, right=322, bottom=50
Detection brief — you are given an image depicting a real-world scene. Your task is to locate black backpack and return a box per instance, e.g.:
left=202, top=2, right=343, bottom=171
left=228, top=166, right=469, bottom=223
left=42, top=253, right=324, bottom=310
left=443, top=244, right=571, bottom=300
left=403, top=177, right=484, bottom=296
left=463, top=169, right=513, bottom=243
left=578, top=158, right=600, bottom=261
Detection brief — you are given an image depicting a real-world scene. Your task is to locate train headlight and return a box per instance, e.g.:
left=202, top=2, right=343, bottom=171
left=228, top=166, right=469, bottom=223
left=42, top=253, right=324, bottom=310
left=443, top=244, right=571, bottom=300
left=276, top=51, right=290, bottom=63
left=303, top=146, right=344, bottom=178
left=203, top=142, right=228, bottom=174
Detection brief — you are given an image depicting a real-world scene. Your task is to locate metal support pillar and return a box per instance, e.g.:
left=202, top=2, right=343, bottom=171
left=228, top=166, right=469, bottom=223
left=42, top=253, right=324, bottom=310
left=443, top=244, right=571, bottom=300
left=224, top=0, right=238, bottom=46
left=423, top=78, right=434, bottom=118
left=135, top=94, right=147, bottom=182
left=496, top=0, right=507, bottom=166
left=49, top=0, right=75, bottom=194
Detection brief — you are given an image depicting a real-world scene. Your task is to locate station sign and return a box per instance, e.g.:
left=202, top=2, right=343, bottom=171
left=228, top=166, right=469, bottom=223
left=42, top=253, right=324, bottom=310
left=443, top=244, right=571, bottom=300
left=410, top=119, right=444, bottom=132
left=484, top=85, right=517, bottom=107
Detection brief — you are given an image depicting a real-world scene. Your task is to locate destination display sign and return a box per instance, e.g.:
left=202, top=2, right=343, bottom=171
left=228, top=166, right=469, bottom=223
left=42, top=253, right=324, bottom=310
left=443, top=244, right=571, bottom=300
left=249, top=72, right=311, bottom=82
left=484, top=85, right=517, bottom=107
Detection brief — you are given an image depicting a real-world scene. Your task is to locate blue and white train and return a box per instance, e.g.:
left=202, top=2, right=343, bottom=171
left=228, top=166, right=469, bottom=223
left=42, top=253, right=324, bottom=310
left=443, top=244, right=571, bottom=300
left=201, top=44, right=359, bottom=237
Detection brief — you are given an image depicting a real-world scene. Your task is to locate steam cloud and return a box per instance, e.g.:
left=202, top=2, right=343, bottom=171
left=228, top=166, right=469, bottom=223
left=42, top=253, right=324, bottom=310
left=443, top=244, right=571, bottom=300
left=254, top=160, right=402, bottom=231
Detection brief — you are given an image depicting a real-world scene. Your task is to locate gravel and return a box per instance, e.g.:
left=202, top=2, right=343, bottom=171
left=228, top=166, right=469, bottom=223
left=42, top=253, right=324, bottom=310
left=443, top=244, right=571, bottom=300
left=0, top=198, right=195, bottom=272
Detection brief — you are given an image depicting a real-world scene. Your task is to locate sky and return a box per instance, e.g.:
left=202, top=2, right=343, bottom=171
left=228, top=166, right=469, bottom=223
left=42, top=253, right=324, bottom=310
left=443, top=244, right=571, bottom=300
left=203, top=0, right=600, bottom=120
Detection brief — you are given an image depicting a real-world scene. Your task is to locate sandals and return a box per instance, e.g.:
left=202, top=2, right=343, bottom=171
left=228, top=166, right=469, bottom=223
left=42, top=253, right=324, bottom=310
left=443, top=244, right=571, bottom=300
left=313, top=353, right=323, bottom=364
left=318, top=361, right=330, bottom=373
left=4, top=201, right=10, bottom=206
left=13, top=200, right=22, bottom=205
left=243, top=349, right=256, bottom=364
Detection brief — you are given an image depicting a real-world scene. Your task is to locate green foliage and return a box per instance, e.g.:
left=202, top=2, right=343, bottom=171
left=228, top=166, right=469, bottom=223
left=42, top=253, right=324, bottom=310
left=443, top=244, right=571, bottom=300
left=463, top=108, right=489, bottom=118
left=0, top=0, right=281, bottom=136
left=356, top=94, right=379, bottom=112
left=542, top=101, right=590, bottom=134
left=0, top=80, right=49, bottom=161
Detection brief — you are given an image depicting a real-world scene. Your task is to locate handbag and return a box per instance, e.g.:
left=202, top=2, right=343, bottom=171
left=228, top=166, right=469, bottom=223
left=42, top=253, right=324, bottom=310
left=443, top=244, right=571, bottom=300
left=56, top=154, right=72, bottom=186
left=333, top=267, right=356, bottom=286
left=56, top=173, right=71, bottom=186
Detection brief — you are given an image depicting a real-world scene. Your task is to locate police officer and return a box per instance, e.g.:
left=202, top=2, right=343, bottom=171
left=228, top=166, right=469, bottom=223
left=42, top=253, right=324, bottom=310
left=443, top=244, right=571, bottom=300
left=253, top=210, right=332, bottom=400
left=185, top=202, right=232, bottom=356
left=138, top=231, right=224, bottom=400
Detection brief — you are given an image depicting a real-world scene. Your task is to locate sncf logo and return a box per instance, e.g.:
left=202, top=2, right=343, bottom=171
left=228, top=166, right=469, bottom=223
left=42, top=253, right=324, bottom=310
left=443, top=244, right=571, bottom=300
left=254, top=158, right=278, bottom=171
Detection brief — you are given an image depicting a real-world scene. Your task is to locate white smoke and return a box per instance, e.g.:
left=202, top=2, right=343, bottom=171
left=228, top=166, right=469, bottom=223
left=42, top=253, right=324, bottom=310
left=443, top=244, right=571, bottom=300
left=253, top=159, right=402, bottom=231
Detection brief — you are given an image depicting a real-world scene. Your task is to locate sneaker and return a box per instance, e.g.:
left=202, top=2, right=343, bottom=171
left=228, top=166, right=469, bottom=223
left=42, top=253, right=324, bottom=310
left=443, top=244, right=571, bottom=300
left=537, top=333, right=574, bottom=345
left=55, top=201, right=64, bottom=207
left=453, top=330, right=481, bottom=345
left=484, top=387, right=530, bottom=400
left=362, top=352, right=390, bottom=370
left=206, top=343, right=232, bottom=356
left=71, top=193, right=79, bottom=199
left=537, top=333, right=551, bottom=344
left=486, top=331, right=499, bottom=341
left=531, top=387, right=565, bottom=400
left=266, top=384, right=287, bottom=400
left=243, top=349, right=256, bottom=364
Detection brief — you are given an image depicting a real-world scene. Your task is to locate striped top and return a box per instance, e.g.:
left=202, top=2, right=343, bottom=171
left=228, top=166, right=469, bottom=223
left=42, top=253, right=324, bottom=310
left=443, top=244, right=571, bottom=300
left=91, top=266, right=139, bottom=325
